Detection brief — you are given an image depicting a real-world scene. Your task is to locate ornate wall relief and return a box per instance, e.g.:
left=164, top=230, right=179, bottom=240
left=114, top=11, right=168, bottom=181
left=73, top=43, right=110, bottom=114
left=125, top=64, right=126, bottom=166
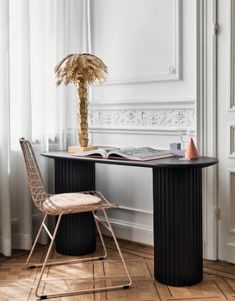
left=90, top=108, right=195, bottom=132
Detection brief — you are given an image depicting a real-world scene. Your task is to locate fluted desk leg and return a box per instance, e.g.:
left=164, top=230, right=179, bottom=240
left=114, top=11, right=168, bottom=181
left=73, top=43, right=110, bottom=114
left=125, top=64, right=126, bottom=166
left=153, top=167, right=202, bottom=286
left=54, top=159, right=96, bottom=256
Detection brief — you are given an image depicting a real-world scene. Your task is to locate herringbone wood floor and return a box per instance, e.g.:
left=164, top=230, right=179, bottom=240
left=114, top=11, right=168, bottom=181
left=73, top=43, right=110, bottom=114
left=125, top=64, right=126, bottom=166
left=0, top=237, right=235, bottom=300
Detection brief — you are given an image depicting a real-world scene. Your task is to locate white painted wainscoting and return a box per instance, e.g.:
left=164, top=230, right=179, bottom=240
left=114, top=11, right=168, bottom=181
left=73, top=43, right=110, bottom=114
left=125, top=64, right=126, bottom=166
left=217, top=0, right=235, bottom=263
left=88, top=0, right=196, bottom=245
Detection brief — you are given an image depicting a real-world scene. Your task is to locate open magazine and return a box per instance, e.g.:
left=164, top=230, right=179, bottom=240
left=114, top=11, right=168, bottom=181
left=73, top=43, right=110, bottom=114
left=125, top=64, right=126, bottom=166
left=71, top=146, right=174, bottom=161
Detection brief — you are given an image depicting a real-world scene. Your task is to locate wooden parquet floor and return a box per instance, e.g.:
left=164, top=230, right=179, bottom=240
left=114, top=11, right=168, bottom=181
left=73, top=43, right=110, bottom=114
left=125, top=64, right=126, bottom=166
left=0, top=237, right=235, bottom=301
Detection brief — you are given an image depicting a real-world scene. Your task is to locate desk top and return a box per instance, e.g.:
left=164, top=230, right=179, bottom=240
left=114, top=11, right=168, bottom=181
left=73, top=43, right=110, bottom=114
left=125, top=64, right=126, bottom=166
left=41, top=151, right=218, bottom=169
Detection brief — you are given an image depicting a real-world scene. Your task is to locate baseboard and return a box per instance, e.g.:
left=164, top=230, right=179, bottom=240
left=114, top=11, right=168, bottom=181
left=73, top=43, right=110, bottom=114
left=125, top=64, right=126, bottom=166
left=226, top=243, right=235, bottom=263
left=11, top=233, right=32, bottom=250
left=99, top=216, right=153, bottom=245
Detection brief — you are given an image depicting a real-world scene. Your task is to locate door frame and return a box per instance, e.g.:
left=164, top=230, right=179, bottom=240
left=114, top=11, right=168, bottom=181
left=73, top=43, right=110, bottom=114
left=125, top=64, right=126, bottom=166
left=196, top=0, right=218, bottom=260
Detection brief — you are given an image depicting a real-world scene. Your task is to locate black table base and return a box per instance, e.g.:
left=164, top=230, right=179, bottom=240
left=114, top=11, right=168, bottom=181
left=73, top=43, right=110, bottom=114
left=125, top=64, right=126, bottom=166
left=42, top=151, right=218, bottom=286
left=153, top=167, right=202, bottom=286
left=54, top=159, right=96, bottom=255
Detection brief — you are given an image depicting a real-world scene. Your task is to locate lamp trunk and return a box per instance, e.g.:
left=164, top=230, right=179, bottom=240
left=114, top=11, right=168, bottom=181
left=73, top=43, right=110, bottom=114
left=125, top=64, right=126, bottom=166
left=77, top=80, right=88, bottom=147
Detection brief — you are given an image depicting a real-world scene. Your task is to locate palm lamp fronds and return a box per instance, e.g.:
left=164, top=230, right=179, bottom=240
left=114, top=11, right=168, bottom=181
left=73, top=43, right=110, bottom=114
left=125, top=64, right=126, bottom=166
left=54, top=53, right=108, bottom=86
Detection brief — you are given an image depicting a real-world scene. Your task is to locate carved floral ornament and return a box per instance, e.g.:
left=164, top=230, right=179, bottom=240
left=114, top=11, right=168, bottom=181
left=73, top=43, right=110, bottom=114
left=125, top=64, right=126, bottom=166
left=90, top=109, right=195, bottom=130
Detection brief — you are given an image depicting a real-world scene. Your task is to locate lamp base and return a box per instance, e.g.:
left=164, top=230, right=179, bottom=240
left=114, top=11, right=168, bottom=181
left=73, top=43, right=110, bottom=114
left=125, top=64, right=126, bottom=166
left=68, top=145, right=98, bottom=154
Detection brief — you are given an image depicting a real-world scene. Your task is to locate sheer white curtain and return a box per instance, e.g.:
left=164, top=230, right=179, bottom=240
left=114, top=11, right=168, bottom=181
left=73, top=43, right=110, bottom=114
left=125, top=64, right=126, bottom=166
left=0, top=0, right=83, bottom=256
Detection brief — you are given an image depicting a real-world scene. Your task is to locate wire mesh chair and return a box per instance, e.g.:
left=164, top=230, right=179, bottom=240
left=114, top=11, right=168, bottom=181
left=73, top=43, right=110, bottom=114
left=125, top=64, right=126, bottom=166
left=19, top=138, right=132, bottom=300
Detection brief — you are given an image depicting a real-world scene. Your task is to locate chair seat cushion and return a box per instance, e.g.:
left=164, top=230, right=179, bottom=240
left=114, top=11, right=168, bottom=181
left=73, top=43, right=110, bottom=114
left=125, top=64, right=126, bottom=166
left=48, top=193, right=102, bottom=210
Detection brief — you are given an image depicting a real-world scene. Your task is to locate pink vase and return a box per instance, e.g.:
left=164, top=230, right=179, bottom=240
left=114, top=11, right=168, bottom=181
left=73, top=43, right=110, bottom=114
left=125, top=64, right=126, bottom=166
left=185, top=138, right=199, bottom=160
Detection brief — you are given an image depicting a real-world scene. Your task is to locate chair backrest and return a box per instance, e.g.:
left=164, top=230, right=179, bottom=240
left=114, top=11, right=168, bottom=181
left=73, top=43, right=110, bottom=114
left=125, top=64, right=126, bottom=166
left=19, top=138, right=48, bottom=212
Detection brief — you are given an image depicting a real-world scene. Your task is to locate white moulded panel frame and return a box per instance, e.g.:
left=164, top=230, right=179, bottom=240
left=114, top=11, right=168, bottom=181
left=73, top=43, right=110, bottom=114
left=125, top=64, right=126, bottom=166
left=88, top=0, right=182, bottom=85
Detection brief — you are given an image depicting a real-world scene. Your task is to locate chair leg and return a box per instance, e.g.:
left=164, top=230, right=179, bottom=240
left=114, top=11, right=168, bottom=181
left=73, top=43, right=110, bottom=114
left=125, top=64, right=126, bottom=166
left=34, top=211, right=132, bottom=300
left=35, top=213, right=63, bottom=299
left=92, top=211, right=107, bottom=259
left=26, top=214, right=48, bottom=268
left=102, top=209, right=132, bottom=288
left=30, top=212, right=108, bottom=270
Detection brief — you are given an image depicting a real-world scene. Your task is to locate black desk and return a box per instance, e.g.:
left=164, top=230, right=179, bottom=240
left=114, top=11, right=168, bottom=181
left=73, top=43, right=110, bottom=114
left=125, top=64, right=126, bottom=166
left=42, top=151, right=218, bottom=286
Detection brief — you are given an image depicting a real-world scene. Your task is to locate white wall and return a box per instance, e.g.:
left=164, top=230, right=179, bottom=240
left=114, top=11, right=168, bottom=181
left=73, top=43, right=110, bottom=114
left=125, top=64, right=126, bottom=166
left=89, top=0, right=197, bottom=244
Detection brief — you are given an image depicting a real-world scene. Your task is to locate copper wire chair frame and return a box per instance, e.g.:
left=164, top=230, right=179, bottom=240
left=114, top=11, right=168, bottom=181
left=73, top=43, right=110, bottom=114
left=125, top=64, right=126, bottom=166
left=19, top=138, right=132, bottom=299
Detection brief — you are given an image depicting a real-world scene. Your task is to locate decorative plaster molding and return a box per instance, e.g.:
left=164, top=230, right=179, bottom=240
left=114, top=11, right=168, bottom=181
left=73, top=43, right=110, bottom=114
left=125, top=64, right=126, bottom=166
left=90, top=108, right=195, bottom=131
left=89, top=128, right=187, bottom=136
left=89, top=97, right=195, bottom=108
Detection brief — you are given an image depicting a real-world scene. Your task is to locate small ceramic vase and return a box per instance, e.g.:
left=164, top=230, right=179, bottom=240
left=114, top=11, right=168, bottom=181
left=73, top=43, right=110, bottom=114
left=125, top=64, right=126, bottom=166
left=185, top=137, right=199, bottom=160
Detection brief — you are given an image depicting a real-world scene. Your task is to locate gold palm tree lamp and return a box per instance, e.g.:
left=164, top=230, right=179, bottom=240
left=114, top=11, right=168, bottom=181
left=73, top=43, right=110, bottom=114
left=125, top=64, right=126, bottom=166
left=55, top=53, right=107, bottom=152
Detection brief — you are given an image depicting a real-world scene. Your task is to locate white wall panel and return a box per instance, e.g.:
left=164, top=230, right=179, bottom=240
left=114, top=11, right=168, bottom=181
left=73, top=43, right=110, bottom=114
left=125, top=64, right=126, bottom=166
left=90, top=0, right=181, bottom=84
left=228, top=170, right=235, bottom=233
left=230, top=0, right=235, bottom=110
left=89, top=0, right=196, bottom=244
left=229, top=124, right=235, bottom=158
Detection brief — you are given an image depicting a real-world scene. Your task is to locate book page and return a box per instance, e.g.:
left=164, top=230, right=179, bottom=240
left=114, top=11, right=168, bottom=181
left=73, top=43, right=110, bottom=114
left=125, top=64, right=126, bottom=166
left=71, top=148, right=107, bottom=157
left=71, top=147, right=120, bottom=158
left=108, top=147, right=172, bottom=160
